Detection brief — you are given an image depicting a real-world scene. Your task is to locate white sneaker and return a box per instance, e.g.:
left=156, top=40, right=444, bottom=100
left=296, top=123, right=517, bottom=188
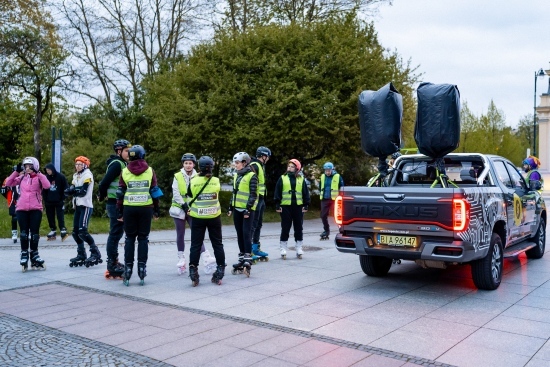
left=202, top=249, right=217, bottom=275
left=177, top=251, right=187, bottom=275
left=280, top=241, right=287, bottom=259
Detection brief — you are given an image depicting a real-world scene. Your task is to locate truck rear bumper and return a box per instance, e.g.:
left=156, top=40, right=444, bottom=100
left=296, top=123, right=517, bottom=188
left=335, top=234, right=488, bottom=263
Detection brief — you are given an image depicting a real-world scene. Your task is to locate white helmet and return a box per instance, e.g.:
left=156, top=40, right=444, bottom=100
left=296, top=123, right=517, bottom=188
left=22, top=157, right=39, bottom=172
left=233, top=152, right=251, bottom=164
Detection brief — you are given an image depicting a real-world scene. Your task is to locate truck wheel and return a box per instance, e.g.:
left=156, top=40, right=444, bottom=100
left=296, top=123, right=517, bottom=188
left=471, top=233, right=503, bottom=290
left=526, top=218, right=546, bottom=259
left=359, top=255, right=392, bottom=277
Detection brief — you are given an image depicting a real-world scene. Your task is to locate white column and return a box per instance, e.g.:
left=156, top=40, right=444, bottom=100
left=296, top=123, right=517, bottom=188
left=536, top=70, right=550, bottom=172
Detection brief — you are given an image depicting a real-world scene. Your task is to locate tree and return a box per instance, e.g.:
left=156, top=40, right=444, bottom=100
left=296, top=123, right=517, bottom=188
left=143, top=16, right=417, bottom=188
left=0, top=0, right=72, bottom=159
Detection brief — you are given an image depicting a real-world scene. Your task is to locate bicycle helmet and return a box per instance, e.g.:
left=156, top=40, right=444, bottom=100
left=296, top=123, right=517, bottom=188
left=113, top=139, right=131, bottom=152
left=181, top=153, right=197, bottom=164
left=198, top=156, right=214, bottom=173
left=128, top=145, right=146, bottom=161
left=288, top=159, right=301, bottom=172
left=233, top=152, right=251, bottom=164
left=256, top=146, right=271, bottom=158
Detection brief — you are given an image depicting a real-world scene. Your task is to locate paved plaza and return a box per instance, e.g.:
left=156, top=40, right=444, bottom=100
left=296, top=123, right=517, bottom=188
left=1, top=207, right=550, bottom=366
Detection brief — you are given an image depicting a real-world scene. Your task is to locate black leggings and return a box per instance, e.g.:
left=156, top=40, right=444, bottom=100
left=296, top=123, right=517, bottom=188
left=16, top=210, right=43, bottom=251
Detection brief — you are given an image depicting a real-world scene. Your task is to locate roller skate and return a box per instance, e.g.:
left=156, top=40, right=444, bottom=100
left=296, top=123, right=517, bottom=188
left=320, top=231, right=329, bottom=240
left=177, top=251, right=187, bottom=275
left=211, top=264, right=226, bottom=285
left=69, top=246, right=87, bottom=267
left=189, top=264, right=200, bottom=287
left=12, top=230, right=18, bottom=244
left=232, top=253, right=251, bottom=277
left=46, top=230, right=56, bottom=241
left=104, top=257, right=124, bottom=279
left=123, top=263, right=133, bottom=286
left=20, top=250, right=29, bottom=272
left=137, top=262, right=147, bottom=286
left=296, top=240, right=304, bottom=259
left=252, top=243, right=268, bottom=262
left=85, top=245, right=103, bottom=268
left=202, top=249, right=217, bottom=275
left=30, top=250, right=46, bottom=270
left=279, top=241, right=288, bottom=260
left=60, top=228, right=69, bottom=242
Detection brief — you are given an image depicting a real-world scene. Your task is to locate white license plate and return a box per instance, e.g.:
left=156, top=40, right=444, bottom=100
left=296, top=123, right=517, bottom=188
left=377, top=234, right=417, bottom=247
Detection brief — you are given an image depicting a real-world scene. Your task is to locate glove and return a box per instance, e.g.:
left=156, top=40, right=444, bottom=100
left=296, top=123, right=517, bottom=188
left=153, top=207, right=160, bottom=219
left=14, top=164, right=23, bottom=173
left=65, top=185, right=75, bottom=195
left=182, top=203, right=189, bottom=213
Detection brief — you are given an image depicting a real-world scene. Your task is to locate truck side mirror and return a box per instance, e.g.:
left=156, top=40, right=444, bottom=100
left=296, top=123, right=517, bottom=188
left=529, top=180, right=542, bottom=191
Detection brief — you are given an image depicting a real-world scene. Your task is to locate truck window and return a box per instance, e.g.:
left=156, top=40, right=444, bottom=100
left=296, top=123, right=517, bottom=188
left=493, top=161, right=513, bottom=188
left=505, top=162, right=527, bottom=190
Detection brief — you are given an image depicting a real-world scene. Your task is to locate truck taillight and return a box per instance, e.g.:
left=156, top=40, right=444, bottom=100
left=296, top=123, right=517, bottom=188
left=453, top=198, right=469, bottom=231
left=335, top=195, right=343, bottom=225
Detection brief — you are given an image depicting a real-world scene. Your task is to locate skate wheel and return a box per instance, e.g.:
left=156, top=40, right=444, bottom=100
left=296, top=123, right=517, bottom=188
left=244, top=268, right=250, bottom=277
left=85, top=263, right=90, bottom=268
left=192, top=280, right=199, bottom=287
left=231, top=269, right=237, bottom=275
left=69, top=263, right=73, bottom=267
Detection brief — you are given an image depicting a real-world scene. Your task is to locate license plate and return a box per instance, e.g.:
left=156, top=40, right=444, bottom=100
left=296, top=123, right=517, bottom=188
left=377, top=234, right=417, bottom=247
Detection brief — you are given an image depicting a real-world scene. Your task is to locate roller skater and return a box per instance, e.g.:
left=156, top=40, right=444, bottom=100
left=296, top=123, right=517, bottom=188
left=186, top=156, right=226, bottom=287
left=211, top=264, right=225, bottom=285
left=189, top=264, right=200, bottom=286
left=85, top=245, right=103, bottom=267
left=43, top=163, right=69, bottom=243
left=105, top=257, right=125, bottom=279
left=319, top=162, right=344, bottom=241
left=249, top=146, right=271, bottom=263
left=232, top=253, right=252, bottom=276
left=117, top=145, right=162, bottom=287
left=47, top=230, right=56, bottom=241
left=20, top=250, right=29, bottom=272
left=30, top=250, right=46, bottom=270
left=252, top=243, right=268, bottom=261
left=69, top=245, right=87, bottom=267
left=123, top=263, right=133, bottom=286
left=137, top=262, right=146, bottom=285
left=274, top=159, right=310, bottom=260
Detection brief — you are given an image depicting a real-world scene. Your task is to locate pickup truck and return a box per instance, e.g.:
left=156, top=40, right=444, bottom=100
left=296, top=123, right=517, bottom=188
left=334, top=153, right=546, bottom=290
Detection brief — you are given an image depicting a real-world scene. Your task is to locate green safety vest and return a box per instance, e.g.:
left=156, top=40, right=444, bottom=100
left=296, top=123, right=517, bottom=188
left=122, top=167, right=153, bottom=206
left=107, top=159, right=126, bottom=199
left=231, top=172, right=258, bottom=210
left=189, top=176, right=221, bottom=219
left=320, top=173, right=340, bottom=200
left=281, top=175, right=303, bottom=205
left=250, top=161, right=266, bottom=196
left=172, top=171, right=188, bottom=209
left=526, top=169, right=544, bottom=190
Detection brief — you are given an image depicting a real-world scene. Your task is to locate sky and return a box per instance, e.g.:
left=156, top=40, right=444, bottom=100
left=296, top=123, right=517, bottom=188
left=371, top=0, right=550, bottom=127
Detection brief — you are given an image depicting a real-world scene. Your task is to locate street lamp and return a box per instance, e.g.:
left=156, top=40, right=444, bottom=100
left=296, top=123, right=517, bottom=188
left=533, top=68, right=545, bottom=156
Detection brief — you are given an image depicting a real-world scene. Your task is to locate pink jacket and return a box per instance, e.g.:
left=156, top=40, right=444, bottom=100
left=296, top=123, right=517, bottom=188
left=5, top=171, right=51, bottom=211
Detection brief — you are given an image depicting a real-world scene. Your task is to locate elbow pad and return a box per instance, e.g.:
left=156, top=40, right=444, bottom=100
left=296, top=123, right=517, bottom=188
left=116, top=188, right=126, bottom=200
left=150, top=185, right=164, bottom=199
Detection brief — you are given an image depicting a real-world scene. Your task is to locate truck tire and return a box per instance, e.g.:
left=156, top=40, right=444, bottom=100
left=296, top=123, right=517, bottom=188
left=526, top=218, right=546, bottom=259
left=471, top=233, right=503, bottom=290
left=359, top=255, right=392, bottom=277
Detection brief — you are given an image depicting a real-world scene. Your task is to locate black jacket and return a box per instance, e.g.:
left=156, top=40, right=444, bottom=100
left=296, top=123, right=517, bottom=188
left=42, top=163, right=68, bottom=204
left=98, top=155, right=126, bottom=203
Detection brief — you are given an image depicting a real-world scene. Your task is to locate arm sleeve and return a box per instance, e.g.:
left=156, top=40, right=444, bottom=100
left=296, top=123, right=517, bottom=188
left=5, top=171, right=21, bottom=187
left=302, top=179, right=311, bottom=206
left=273, top=177, right=283, bottom=207
left=172, top=177, right=185, bottom=205
left=38, top=172, right=51, bottom=190
left=247, top=174, right=258, bottom=210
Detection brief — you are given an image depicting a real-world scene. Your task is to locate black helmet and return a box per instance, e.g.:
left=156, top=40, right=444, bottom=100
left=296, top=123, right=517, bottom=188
left=113, top=139, right=131, bottom=152
left=181, top=153, right=197, bottom=164
left=256, top=146, right=271, bottom=158
left=198, top=156, right=214, bottom=173
left=128, top=145, right=146, bottom=161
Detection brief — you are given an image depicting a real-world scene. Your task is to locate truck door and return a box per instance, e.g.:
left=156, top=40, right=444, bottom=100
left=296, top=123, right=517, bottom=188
left=504, top=162, right=536, bottom=238
left=493, top=160, right=523, bottom=243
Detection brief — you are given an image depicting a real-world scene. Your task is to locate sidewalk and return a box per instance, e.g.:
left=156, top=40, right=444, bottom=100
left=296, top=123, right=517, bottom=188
left=1, top=218, right=550, bottom=367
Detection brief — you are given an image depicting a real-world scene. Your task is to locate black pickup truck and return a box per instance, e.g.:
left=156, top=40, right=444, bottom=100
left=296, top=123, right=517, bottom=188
left=334, top=153, right=546, bottom=290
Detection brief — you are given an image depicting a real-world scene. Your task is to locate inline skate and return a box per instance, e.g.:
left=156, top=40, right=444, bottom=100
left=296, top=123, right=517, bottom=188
left=189, top=264, right=200, bottom=287
left=69, top=246, right=87, bottom=267
left=20, top=250, right=29, bottom=272
left=137, top=262, right=147, bottom=286
left=202, top=249, right=217, bottom=275
left=320, top=231, right=330, bottom=240
left=211, top=264, right=225, bottom=285
left=12, top=230, right=18, bottom=244
left=30, top=250, right=46, bottom=270
left=60, top=228, right=69, bottom=242
left=279, top=241, right=288, bottom=260
left=252, top=243, right=268, bottom=262
left=123, top=263, right=133, bottom=286
left=104, top=257, right=125, bottom=279
left=46, top=230, right=56, bottom=241
left=177, top=251, right=187, bottom=275
left=85, top=245, right=103, bottom=267
left=296, top=240, right=304, bottom=259
left=232, top=253, right=251, bottom=277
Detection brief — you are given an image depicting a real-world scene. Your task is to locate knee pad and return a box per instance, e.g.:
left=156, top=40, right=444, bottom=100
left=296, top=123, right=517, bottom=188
left=20, top=230, right=29, bottom=242
left=72, top=231, right=80, bottom=243
left=78, top=228, right=93, bottom=244
left=31, top=234, right=40, bottom=242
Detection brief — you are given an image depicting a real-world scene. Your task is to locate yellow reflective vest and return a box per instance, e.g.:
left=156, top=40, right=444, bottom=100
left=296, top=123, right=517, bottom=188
left=281, top=175, right=303, bottom=205
left=189, top=176, right=221, bottom=219
left=231, top=171, right=258, bottom=210
left=320, top=173, right=341, bottom=200
left=122, top=167, right=153, bottom=206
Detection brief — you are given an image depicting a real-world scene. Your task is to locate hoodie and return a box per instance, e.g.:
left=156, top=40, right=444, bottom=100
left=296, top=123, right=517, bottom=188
left=117, top=159, right=159, bottom=209
left=42, top=163, right=69, bottom=204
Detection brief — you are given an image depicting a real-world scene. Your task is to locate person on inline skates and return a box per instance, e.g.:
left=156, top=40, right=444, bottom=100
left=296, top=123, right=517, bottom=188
left=42, top=163, right=69, bottom=241
left=170, top=153, right=216, bottom=275
left=319, top=162, right=344, bottom=240
left=66, top=156, right=102, bottom=268
left=98, top=139, right=131, bottom=279
left=228, top=152, right=258, bottom=276
left=117, top=145, right=163, bottom=286
left=2, top=177, right=19, bottom=243
left=5, top=157, right=50, bottom=271
left=184, top=156, right=226, bottom=286
left=274, top=159, right=310, bottom=259
left=249, top=146, right=271, bottom=261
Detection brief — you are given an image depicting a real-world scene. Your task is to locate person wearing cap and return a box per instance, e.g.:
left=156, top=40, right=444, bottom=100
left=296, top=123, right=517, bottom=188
left=274, top=159, right=310, bottom=259
left=319, top=162, right=344, bottom=240
left=249, top=146, right=271, bottom=260
left=98, top=139, right=131, bottom=278
left=522, top=156, right=544, bottom=189
left=170, top=153, right=215, bottom=275
left=66, top=156, right=102, bottom=268
left=5, top=157, right=50, bottom=271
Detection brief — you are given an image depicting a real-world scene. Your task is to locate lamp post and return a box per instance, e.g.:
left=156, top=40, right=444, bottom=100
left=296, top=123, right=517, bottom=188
left=533, top=68, right=545, bottom=156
